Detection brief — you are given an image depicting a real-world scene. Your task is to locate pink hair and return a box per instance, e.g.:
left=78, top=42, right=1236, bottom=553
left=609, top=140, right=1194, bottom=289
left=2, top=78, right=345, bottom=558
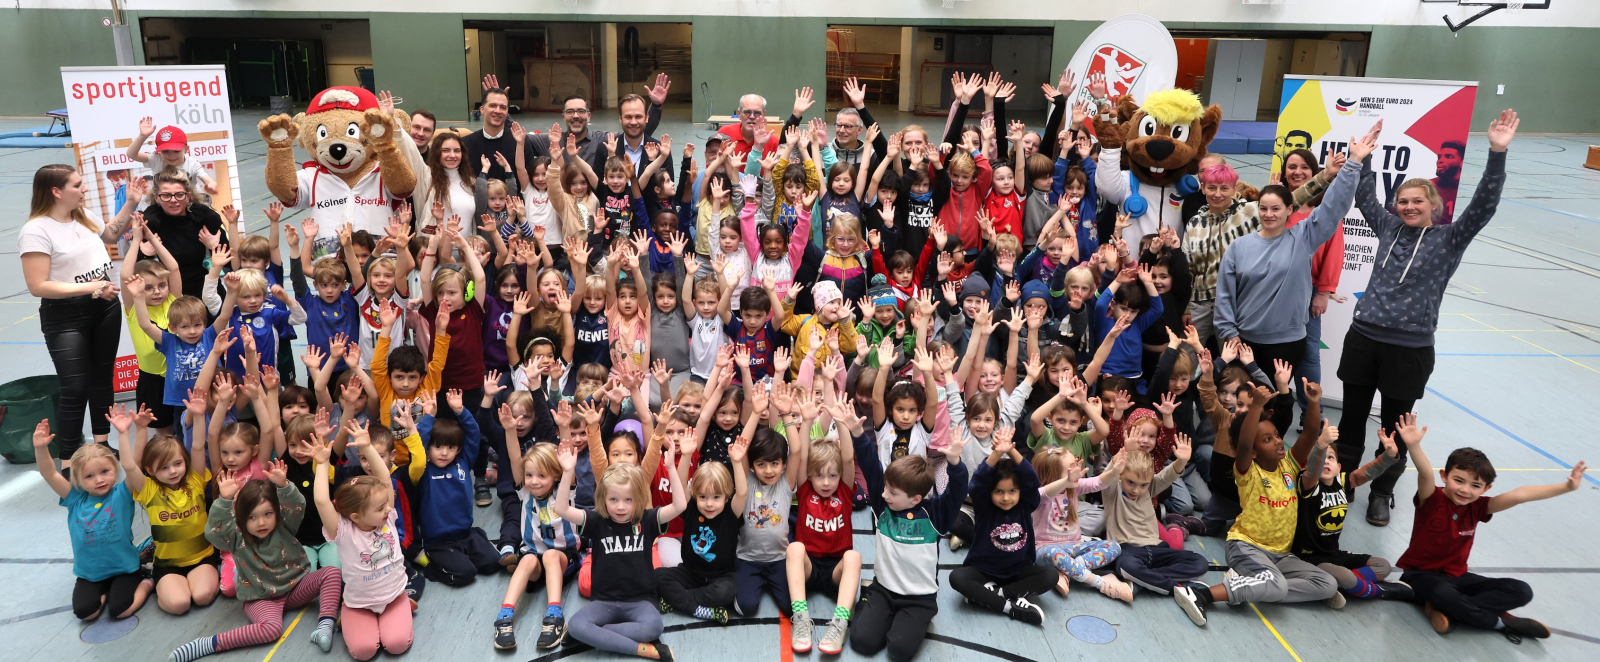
left=1199, top=164, right=1238, bottom=186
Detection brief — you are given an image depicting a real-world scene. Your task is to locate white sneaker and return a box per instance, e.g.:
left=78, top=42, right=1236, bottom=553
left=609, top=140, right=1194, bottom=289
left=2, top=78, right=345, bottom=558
left=819, top=617, right=849, bottom=654
left=790, top=613, right=813, bottom=653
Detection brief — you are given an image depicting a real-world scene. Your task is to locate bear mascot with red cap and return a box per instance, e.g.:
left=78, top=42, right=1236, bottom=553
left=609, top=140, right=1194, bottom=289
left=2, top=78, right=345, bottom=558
left=258, top=86, right=416, bottom=262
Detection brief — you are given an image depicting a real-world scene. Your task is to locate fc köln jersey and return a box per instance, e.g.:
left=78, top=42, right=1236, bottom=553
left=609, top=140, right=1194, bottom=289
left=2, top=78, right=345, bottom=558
left=288, top=164, right=401, bottom=262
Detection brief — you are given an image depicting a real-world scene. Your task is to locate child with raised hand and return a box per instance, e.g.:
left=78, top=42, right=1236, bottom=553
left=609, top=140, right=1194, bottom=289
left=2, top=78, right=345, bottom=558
left=1028, top=370, right=1110, bottom=461
left=948, top=347, right=1041, bottom=472
left=1172, top=383, right=1335, bottom=627
left=418, top=226, right=489, bottom=410
left=786, top=390, right=866, bottom=655
left=741, top=147, right=813, bottom=305
left=416, top=389, right=498, bottom=586
left=41, top=415, right=153, bottom=622
left=1292, top=398, right=1412, bottom=603
left=120, top=215, right=184, bottom=433
left=871, top=336, right=937, bottom=467
left=170, top=460, right=345, bottom=662
left=493, top=414, right=578, bottom=651
left=848, top=386, right=969, bottom=661
left=280, top=410, right=340, bottom=570
left=313, top=421, right=412, bottom=660
left=552, top=432, right=687, bottom=660
left=733, top=384, right=810, bottom=617
left=214, top=268, right=306, bottom=375
left=125, top=390, right=219, bottom=615
left=479, top=365, right=559, bottom=554
left=1093, top=264, right=1163, bottom=379
left=950, top=426, right=1057, bottom=624
left=373, top=299, right=454, bottom=460
left=329, top=217, right=416, bottom=368
left=1395, top=414, right=1586, bottom=640
left=607, top=242, right=652, bottom=376
left=1033, top=445, right=1133, bottom=601
left=1105, top=438, right=1206, bottom=604
left=656, top=430, right=751, bottom=624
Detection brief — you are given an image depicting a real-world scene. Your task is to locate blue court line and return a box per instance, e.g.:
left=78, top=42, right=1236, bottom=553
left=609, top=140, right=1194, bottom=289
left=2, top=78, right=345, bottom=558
left=1426, top=386, right=1599, bottom=487
left=1436, top=352, right=1600, bottom=357
left=0, top=341, right=45, bottom=345
left=1503, top=198, right=1600, bottom=226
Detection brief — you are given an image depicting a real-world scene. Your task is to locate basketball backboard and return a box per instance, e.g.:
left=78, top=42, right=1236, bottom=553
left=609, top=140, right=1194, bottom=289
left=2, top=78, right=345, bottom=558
left=1437, top=0, right=1552, bottom=32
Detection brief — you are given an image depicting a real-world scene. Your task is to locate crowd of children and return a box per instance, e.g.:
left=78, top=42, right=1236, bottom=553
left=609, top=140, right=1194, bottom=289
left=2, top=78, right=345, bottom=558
left=30, top=71, right=1586, bottom=661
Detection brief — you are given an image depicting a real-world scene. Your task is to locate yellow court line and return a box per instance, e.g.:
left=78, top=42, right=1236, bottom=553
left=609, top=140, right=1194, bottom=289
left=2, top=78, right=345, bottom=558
left=259, top=607, right=307, bottom=662
left=0, top=313, right=39, bottom=333
left=1250, top=603, right=1306, bottom=662
left=1508, top=334, right=1600, bottom=375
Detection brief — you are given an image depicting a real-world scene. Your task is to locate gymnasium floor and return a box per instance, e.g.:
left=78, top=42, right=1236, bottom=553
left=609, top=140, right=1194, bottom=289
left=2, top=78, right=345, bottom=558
left=0, top=107, right=1596, bottom=662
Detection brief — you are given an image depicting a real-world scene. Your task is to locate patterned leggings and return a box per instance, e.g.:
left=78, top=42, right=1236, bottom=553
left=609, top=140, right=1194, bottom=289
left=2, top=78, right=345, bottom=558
left=216, top=567, right=342, bottom=652
left=1038, top=540, right=1122, bottom=584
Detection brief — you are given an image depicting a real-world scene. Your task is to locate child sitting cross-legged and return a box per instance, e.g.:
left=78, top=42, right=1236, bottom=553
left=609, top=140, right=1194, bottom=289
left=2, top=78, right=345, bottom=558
left=948, top=427, right=1057, bottom=625
left=1106, top=440, right=1207, bottom=605
left=551, top=432, right=688, bottom=660
left=654, top=424, right=753, bottom=624
left=1394, top=414, right=1587, bottom=641
left=1032, top=446, right=1133, bottom=601
left=1172, top=383, right=1337, bottom=627
left=1291, top=384, right=1414, bottom=604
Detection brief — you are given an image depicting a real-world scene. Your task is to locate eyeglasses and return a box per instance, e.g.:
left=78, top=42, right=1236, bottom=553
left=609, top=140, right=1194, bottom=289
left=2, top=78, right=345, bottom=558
left=562, top=109, right=590, bottom=117
left=836, top=123, right=861, bottom=130
left=156, top=192, right=189, bottom=201
left=738, top=109, right=766, bottom=117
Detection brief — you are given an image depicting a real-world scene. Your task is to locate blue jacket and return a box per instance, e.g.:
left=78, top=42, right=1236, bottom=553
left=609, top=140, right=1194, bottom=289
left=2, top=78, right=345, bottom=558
left=417, top=410, right=482, bottom=543
left=1054, top=152, right=1100, bottom=264
left=1093, top=286, right=1164, bottom=378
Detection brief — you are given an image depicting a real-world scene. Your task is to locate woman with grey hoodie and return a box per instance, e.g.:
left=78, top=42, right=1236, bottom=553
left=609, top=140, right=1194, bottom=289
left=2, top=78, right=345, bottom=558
left=1213, top=123, right=1376, bottom=375
left=1335, top=110, right=1519, bottom=526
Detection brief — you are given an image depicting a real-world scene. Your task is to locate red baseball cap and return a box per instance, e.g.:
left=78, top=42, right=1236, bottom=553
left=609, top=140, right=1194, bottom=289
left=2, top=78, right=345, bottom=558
left=305, top=86, right=380, bottom=115
left=153, top=126, right=187, bottom=151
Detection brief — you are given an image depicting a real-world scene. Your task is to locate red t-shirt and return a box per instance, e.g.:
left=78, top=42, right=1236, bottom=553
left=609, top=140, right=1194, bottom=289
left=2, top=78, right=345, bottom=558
left=717, top=124, right=780, bottom=164
left=421, top=300, right=485, bottom=390
left=985, top=189, right=1024, bottom=241
left=1396, top=489, right=1492, bottom=577
left=651, top=452, right=698, bottom=539
left=796, top=480, right=852, bottom=558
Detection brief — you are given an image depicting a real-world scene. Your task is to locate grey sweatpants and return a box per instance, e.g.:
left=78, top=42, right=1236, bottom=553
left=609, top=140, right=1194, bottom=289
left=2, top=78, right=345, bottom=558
left=568, top=600, right=663, bottom=655
left=1223, top=539, right=1337, bottom=605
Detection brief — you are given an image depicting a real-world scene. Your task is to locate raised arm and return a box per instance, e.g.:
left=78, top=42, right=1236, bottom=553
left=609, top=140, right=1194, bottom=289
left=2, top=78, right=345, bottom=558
left=1399, top=413, right=1436, bottom=503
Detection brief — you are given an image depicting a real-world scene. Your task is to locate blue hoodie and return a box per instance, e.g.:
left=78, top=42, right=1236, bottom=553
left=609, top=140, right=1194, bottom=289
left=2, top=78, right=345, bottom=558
left=417, top=410, right=482, bottom=544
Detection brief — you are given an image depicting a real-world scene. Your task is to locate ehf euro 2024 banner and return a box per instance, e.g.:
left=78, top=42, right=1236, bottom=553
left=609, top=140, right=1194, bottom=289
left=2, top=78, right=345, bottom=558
left=1273, top=75, right=1477, bottom=402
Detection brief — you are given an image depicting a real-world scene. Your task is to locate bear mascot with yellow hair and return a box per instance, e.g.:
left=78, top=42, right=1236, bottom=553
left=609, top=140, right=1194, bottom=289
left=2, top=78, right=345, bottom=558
left=1092, top=88, right=1221, bottom=247
left=258, top=86, right=416, bottom=262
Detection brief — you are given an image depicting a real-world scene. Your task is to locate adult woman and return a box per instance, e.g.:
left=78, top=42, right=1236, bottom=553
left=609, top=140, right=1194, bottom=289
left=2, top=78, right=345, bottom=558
left=20, top=165, right=138, bottom=461
left=139, top=169, right=228, bottom=307
left=1278, top=148, right=1348, bottom=419
left=1337, top=110, right=1519, bottom=526
left=418, top=131, right=477, bottom=236
left=1213, top=123, right=1374, bottom=372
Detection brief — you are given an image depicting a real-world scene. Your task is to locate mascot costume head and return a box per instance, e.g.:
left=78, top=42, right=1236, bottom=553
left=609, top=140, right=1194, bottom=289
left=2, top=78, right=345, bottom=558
left=256, top=86, right=416, bottom=260
left=1092, top=88, right=1221, bottom=189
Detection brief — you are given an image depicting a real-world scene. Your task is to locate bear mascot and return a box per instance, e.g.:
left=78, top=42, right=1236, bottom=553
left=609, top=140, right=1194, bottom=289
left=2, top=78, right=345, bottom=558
left=1092, top=88, right=1221, bottom=248
left=258, top=86, right=416, bottom=262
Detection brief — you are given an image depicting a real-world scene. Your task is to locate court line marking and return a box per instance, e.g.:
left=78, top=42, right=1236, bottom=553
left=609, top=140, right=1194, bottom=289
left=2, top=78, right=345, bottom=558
left=1502, top=197, right=1600, bottom=226
left=1478, top=236, right=1600, bottom=279
left=1459, top=314, right=1599, bottom=374
left=0, top=604, right=71, bottom=625
left=259, top=607, right=306, bottom=662
left=1425, top=387, right=1600, bottom=487
left=1249, top=604, right=1305, bottom=662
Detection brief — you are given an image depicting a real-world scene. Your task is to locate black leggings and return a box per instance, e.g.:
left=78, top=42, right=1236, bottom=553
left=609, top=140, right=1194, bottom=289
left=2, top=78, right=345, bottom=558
left=41, top=295, right=121, bottom=460
left=73, top=571, right=145, bottom=620
left=948, top=565, right=1056, bottom=614
left=1335, top=382, right=1415, bottom=495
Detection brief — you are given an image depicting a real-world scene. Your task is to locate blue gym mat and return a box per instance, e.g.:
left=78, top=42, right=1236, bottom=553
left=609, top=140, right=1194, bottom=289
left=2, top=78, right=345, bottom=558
left=1209, top=121, right=1277, bottom=155
left=0, top=125, right=73, bottom=149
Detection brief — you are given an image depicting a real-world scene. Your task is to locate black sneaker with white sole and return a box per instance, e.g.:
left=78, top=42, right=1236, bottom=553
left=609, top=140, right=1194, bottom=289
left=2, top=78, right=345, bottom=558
left=493, top=617, right=516, bottom=650
left=1500, top=615, right=1550, bottom=643
left=1006, top=597, right=1044, bottom=625
left=475, top=477, right=493, bottom=507
left=1173, top=583, right=1209, bottom=626
left=537, top=616, right=566, bottom=649
left=1377, top=581, right=1414, bottom=602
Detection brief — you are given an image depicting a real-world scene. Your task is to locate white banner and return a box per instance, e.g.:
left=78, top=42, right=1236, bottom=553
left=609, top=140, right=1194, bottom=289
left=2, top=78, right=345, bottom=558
left=1273, top=75, right=1477, bottom=402
left=60, top=65, right=244, bottom=393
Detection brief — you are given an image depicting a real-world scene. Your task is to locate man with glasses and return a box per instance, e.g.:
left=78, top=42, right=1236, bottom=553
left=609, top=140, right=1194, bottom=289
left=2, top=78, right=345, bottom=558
left=523, top=73, right=671, bottom=178
left=716, top=92, right=782, bottom=162
left=779, top=78, right=887, bottom=170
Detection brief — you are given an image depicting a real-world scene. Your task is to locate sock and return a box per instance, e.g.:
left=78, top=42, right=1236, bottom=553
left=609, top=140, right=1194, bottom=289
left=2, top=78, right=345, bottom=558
left=314, top=616, right=336, bottom=640
left=1001, top=600, right=1013, bottom=614
left=832, top=605, right=850, bottom=621
left=546, top=603, right=563, bottom=619
left=170, top=636, right=216, bottom=662
left=1344, top=566, right=1381, bottom=599
left=498, top=604, right=515, bottom=620
left=791, top=600, right=808, bottom=617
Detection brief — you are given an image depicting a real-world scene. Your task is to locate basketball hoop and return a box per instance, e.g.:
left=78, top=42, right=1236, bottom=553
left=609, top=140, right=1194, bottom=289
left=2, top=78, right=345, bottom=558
left=1507, top=1, right=1524, bottom=11
left=1444, top=1, right=1550, bottom=32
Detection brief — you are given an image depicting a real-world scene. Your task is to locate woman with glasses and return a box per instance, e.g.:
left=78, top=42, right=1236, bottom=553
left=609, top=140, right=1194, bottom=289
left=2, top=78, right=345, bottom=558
left=19, top=165, right=141, bottom=463
left=140, top=169, right=230, bottom=309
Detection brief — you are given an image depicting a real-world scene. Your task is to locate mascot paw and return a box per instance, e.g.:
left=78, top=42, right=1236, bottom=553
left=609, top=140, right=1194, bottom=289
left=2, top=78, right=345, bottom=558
left=258, top=115, right=299, bottom=148
left=363, top=109, right=395, bottom=145
left=1092, top=117, right=1125, bottom=150
left=1238, top=182, right=1261, bottom=203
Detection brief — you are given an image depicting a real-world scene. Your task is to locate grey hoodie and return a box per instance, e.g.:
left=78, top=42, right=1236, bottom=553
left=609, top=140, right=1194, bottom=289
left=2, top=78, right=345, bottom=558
left=1351, top=151, right=1506, bottom=348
